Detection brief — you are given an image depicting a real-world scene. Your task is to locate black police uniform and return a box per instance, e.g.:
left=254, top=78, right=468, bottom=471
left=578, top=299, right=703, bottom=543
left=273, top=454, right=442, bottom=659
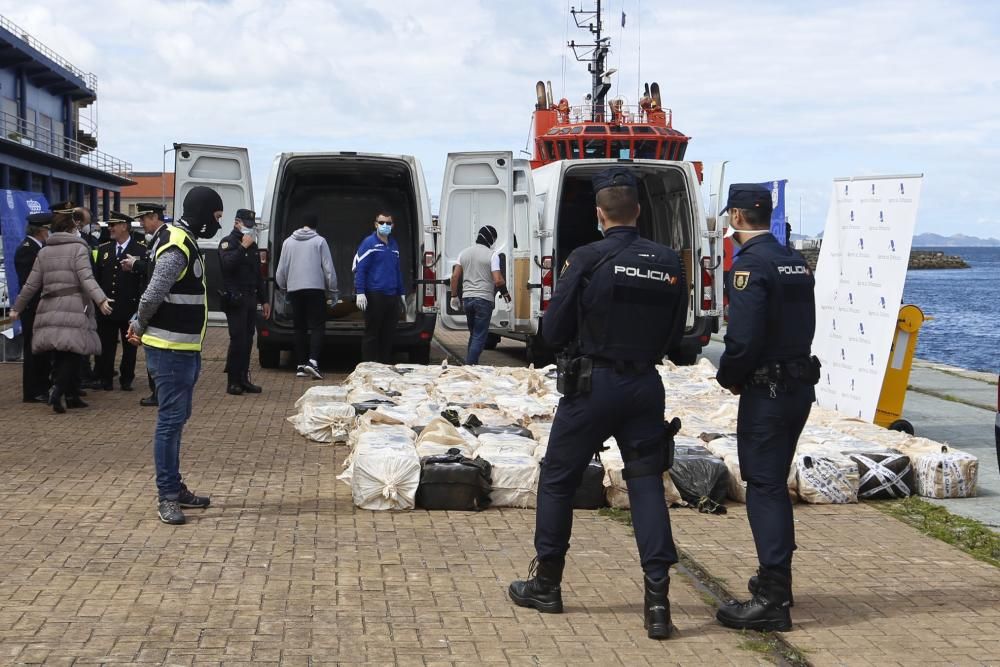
left=715, top=184, right=817, bottom=632
left=14, top=215, right=52, bottom=402
left=218, top=225, right=265, bottom=390
left=93, top=230, right=148, bottom=389
left=509, top=169, right=688, bottom=640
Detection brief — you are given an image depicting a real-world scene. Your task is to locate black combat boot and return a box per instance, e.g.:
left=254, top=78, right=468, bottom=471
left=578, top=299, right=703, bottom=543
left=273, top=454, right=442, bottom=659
left=748, top=571, right=794, bottom=606
left=65, top=395, right=89, bottom=409
left=508, top=557, right=564, bottom=613
left=49, top=386, right=66, bottom=414
left=643, top=575, right=673, bottom=640
left=716, top=568, right=792, bottom=632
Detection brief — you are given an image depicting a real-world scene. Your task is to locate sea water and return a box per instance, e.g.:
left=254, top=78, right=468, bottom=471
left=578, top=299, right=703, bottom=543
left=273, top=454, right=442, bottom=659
left=902, top=247, right=1000, bottom=373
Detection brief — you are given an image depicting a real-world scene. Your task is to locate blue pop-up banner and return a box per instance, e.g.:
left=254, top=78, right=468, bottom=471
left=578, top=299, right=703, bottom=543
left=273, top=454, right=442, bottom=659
left=758, top=179, right=788, bottom=245
left=1, top=190, right=49, bottom=336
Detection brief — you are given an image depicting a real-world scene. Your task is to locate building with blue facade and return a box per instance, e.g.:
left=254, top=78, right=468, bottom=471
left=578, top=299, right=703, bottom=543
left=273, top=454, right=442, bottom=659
left=0, top=14, right=132, bottom=215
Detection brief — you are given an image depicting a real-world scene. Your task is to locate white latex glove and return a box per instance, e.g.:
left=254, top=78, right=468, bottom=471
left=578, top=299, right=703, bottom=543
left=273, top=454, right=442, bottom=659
left=355, top=294, right=368, bottom=311
left=450, top=297, right=461, bottom=311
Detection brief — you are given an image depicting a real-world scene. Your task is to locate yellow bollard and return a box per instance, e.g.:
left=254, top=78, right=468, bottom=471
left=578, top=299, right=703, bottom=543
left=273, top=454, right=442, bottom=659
left=874, top=304, right=928, bottom=434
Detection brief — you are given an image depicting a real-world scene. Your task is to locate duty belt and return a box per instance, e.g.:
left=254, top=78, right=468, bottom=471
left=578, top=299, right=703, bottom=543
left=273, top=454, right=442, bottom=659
left=589, top=357, right=656, bottom=373
left=749, top=356, right=821, bottom=397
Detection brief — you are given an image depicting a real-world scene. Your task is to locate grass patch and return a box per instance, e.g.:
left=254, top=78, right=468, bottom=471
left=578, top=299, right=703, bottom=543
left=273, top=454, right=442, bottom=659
left=739, top=631, right=811, bottom=666
left=875, top=497, right=1000, bottom=568
left=597, top=506, right=633, bottom=527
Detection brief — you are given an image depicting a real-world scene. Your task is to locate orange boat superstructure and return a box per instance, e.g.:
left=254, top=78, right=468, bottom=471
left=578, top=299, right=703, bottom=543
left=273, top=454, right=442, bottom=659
left=529, top=1, right=696, bottom=178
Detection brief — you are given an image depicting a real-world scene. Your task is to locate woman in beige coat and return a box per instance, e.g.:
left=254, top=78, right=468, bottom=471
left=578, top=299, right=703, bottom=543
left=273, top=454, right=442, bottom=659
left=12, top=212, right=113, bottom=413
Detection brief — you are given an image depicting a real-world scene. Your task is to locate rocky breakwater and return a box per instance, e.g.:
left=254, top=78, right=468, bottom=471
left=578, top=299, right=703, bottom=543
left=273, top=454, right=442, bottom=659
left=797, top=248, right=968, bottom=271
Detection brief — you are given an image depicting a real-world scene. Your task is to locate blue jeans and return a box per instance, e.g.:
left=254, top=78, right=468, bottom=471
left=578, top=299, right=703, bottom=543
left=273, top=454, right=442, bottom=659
left=463, top=297, right=494, bottom=365
left=145, top=346, right=201, bottom=501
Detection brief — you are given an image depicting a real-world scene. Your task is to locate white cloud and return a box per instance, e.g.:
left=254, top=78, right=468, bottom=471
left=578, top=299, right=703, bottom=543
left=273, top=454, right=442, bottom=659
left=9, top=0, right=1000, bottom=237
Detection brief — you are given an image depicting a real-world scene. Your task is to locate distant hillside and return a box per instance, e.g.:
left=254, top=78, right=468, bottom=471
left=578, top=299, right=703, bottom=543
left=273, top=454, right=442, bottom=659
left=912, top=233, right=1000, bottom=247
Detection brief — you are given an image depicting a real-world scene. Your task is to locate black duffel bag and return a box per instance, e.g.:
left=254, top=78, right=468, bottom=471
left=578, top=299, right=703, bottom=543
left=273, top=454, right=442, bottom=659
left=416, top=448, right=493, bottom=511
left=466, top=424, right=535, bottom=439
left=571, top=455, right=607, bottom=509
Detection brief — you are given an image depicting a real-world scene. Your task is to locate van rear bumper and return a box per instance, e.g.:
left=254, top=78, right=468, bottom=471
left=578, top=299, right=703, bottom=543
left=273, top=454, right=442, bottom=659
left=256, top=312, right=437, bottom=350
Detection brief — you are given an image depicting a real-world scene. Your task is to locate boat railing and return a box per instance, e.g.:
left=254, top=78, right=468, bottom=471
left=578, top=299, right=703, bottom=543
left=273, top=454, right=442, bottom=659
left=0, top=110, right=131, bottom=178
left=562, top=104, right=673, bottom=128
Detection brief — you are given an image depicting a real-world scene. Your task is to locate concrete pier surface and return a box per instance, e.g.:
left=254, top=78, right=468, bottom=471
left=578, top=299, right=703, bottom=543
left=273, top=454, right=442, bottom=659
left=0, top=327, right=996, bottom=665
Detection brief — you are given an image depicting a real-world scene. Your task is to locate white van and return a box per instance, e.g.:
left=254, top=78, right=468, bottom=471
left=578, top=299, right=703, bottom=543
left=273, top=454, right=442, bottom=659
left=174, top=144, right=438, bottom=365
left=435, top=153, right=723, bottom=364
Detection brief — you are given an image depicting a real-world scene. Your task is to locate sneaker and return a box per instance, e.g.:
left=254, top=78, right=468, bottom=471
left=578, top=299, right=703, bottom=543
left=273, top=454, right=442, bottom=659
left=177, top=487, right=211, bottom=509
left=157, top=499, right=186, bottom=525
left=296, top=365, right=308, bottom=378
left=303, top=363, right=323, bottom=380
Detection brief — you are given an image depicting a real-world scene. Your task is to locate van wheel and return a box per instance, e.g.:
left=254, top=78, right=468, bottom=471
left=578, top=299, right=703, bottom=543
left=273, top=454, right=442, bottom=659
left=408, top=345, right=431, bottom=365
left=484, top=333, right=501, bottom=350
left=258, top=345, right=281, bottom=369
left=888, top=419, right=915, bottom=435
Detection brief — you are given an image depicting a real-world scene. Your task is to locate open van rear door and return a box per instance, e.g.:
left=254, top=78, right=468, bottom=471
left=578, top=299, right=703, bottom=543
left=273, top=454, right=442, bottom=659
left=438, top=151, right=515, bottom=331
left=173, top=143, right=254, bottom=314
left=511, top=160, right=539, bottom=333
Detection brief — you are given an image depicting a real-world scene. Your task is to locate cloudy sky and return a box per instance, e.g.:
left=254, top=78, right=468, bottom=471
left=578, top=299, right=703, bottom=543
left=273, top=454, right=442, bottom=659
left=11, top=0, right=1000, bottom=237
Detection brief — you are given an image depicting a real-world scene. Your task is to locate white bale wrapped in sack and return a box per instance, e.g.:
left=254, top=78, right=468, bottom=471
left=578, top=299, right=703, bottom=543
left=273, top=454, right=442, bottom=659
left=287, top=402, right=356, bottom=443
left=476, top=433, right=537, bottom=458
left=795, top=455, right=859, bottom=504
left=896, top=443, right=978, bottom=499
left=477, top=453, right=539, bottom=508
left=294, top=385, right=350, bottom=409
left=703, top=435, right=738, bottom=459
left=415, top=417, right=475, bottom=458
left=348, top=438, right=421, bottom=511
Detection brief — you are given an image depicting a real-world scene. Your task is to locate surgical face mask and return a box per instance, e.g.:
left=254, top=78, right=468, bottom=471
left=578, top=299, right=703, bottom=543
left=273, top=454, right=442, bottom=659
left=239, top=223, right=258, bottom=240
left=145, top=231, right=155, bottom=243
left=596, top=222, right=605, bottom=236
left=377, top=223, right=392, bottom=236
left=725, top=221, right=769, bottom=246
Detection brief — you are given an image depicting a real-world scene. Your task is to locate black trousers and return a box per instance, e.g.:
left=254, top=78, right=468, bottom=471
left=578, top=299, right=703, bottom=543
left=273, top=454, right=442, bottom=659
left=52, top=350, right=82, bottom=398
left=97, top=317, right=137, bottom=386
left=20, top=310, right=51, bottom=400
left=535, top=367, right=677, bottom=579
left=362, top=292, right=400, bottom=364
left=224, top=295, right=256, bottom=383
left=736, top=382, right=814, bottom=573
left=289, top=289, right=326, bottom=365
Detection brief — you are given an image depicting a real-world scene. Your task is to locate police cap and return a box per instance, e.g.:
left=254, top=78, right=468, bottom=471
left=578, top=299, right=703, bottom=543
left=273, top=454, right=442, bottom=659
left=720, top=183, right=772, bottom=216
left=135, top=202, right=167, bottom=218
left=592, top=168, right=638, bottom=193
left=235, top=208, right=256, bottom=226
left=108, top=211, right=133, bottom=226
left=49, top=200, right=78, bottom=213
left=27, top=211, right=54, bottom=227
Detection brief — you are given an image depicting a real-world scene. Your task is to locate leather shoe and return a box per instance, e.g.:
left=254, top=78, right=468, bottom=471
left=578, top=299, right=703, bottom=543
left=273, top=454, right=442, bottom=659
left=120, top=381, right=133, bottom=391
left=241, top=381, right=262, bottom=394
left=140, top=395, right=158, bottom=407
left=227, top=383, right=245, bottom=396
left=77, top=389, right=88, bottom=397
left=65, top=396, right=89, bottom=409
left=24, top=394, right=50, bottom=403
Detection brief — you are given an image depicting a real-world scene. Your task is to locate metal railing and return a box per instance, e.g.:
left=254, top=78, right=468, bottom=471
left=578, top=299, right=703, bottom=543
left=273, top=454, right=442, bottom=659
left=0, top=110, right=130, bottom=177
left=561, top=104, right=673, bottom=128
left=0, top=15, right=98, bottom=92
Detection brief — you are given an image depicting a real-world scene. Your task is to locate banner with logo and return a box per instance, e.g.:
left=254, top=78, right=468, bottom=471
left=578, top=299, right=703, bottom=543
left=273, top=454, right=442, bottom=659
left=1, top=190, right=49, bottom=337
left=812, top=175, right=923, bottom=421
left=759, top=179, right=788, bottom=246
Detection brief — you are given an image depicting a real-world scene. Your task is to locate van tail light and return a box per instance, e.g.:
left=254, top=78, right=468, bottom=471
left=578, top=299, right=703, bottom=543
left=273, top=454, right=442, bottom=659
left=422, top=251, right=436, bottom=308
left=701, top=257, right=714, bottom=312
left=259, top=249, right=269, bottom=280
left=540, top=255, right=553, bottom=311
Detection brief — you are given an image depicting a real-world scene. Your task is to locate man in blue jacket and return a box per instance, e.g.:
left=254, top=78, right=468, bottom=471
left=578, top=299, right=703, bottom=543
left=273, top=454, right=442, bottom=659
left=353, top=211, right=405, bottom=363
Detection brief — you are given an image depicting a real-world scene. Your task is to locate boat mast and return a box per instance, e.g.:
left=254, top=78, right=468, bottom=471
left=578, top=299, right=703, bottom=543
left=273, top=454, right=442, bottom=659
left=568, top=1, right=611, bottom=121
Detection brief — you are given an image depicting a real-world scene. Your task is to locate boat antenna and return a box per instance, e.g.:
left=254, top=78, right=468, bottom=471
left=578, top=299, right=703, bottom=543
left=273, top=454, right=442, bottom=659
left=562, top=0, right=570, bottom=98
left=636, top=0, right=641, bottom=104
left=568, top=0, right=611, bottom=121
left=615, top=0, right=624, bottom=100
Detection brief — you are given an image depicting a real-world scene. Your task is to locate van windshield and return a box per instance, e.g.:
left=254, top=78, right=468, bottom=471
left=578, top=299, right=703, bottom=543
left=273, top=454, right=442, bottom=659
left=555, top=165, right=695, bottom=290
left=271, top=158, right=418, bottom=319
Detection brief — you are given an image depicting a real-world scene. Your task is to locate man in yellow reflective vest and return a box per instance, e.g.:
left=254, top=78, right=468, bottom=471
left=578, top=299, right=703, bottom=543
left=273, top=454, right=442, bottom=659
left=128, top=186, right=224, bottom=525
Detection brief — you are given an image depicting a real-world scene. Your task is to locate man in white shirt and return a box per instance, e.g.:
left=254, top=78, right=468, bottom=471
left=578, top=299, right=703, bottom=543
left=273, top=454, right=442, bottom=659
left=449, top=225, right=509, bottom=364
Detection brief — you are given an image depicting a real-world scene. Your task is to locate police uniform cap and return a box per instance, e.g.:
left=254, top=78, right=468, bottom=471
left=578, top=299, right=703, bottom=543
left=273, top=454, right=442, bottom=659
left=235, top=208, right=256, bottom=226
left=135, top=202, right=167, bottom=217
left=27, top=211, right=54, bottom=227
left=592, top=168, right=638, bottom=193
left=108, top=211, right=133, bottom=226
left=720, top=183, right=772, bottom=216
left=49, top=200, right=78, bottom=214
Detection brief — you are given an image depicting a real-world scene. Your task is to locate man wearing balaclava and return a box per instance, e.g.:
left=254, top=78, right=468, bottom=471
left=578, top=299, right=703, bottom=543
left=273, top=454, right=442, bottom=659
left=449, top=224, right=509, bottom=364
left=127, top=185, right=223, bottom=526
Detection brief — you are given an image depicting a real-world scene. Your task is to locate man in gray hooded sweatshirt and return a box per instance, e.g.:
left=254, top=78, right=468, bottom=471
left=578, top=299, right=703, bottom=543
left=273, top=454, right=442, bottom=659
left=275, top=214, right=338, bottom=379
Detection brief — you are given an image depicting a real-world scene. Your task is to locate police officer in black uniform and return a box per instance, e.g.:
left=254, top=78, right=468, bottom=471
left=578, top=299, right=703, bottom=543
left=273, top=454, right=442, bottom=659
left=508, top=169, right=687, bottom=640
left=14, top=211, right=53, bottom=403
left=93, top=212, right=148, bottom=390
left=121, top=202, right=168, bottom=406
left=714, top=184, right=818, bottom=632
left=218, top=209, right=270, bottom=395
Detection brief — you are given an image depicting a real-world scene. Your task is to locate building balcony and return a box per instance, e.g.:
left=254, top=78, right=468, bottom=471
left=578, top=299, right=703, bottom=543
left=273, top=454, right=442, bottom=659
left=1, top=109, right=130, bottom=179
left=0, top=14, right=97, bottom=104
